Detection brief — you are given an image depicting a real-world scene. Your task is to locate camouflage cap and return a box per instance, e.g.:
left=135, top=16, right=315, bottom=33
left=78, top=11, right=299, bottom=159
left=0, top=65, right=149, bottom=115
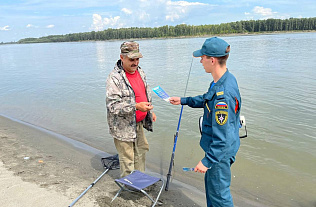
left=120, top=41, right=143, bottom=59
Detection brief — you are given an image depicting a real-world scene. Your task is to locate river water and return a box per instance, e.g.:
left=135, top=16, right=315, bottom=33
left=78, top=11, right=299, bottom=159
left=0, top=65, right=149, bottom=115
left=1, top=33, right=315, bottom=206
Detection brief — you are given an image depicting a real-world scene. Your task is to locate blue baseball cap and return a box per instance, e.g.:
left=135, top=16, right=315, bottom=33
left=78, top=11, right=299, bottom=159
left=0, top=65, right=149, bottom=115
left=193, top=37, right=230, bottom=57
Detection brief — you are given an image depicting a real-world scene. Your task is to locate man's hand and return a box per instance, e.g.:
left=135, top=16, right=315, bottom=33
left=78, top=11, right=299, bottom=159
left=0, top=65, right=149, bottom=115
left=169, top=97, right=181, bottom=105
left=136, top=102, right=153, bottom=112
left=152, top=112, right=157, bottom=122
left=194, top=161, right=208, bottom=173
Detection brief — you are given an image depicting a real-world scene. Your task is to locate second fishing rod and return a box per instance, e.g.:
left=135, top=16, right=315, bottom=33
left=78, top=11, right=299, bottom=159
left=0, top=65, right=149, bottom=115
left=165, top=57, right=194, bottom=191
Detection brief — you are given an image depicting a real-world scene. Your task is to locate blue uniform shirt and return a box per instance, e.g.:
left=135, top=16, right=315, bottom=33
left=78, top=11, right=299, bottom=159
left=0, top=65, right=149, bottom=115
left=181, top=69, right=241, bottom=168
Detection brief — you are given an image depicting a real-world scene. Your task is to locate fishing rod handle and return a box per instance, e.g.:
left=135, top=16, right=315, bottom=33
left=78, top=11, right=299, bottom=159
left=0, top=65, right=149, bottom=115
left=165, top=173, right=171, bottom=191
left=165, top=152, right=175, bottom=191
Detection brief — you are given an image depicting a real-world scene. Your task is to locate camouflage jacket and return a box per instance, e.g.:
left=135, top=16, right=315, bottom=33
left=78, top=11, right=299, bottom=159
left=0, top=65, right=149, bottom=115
left=106, top=59, right=153, bottom=142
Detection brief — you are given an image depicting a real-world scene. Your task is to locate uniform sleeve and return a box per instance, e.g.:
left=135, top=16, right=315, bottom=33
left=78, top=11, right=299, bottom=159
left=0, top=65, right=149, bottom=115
left=106, top=75, right=135, bottom=115
left=201, top=94, right=237, bottom=168
left=181, top=95, right=204, bottom=108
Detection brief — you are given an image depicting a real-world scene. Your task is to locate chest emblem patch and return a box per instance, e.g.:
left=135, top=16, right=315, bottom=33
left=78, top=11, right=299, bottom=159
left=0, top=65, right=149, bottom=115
left=215, top=102, right=228, bottom=109
left=215, top=111, right=228, bottom=125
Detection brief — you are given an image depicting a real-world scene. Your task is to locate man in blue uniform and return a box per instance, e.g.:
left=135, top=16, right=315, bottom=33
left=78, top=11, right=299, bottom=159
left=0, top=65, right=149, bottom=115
left=170, top=37, right=241, bottom=206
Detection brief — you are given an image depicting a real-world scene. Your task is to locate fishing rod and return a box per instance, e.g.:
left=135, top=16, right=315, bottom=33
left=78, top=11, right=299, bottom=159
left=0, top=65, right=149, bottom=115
left=165, top=57, right=193, bottom=191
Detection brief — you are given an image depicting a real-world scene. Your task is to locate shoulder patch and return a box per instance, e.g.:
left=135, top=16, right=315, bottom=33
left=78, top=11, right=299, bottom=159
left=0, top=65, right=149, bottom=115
left=216, top=91, right=224, bottom=96
left=215, top=111, right=228, bottom=125
left=215, top=102, right=228, bottom=109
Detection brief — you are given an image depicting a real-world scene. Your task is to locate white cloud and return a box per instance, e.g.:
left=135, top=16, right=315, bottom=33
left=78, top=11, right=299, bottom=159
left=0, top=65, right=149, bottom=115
left=166, top=13, right=180, bottom=21
left=165, top=1, right=208, bottom=22
left=91, top=14, right=103, bottom=31
left=26, top=24, right=39, bottom=28
left=244, top=6, right=281, bottom=20
left=90, top=0, right=213, bottom=30
left=0, top=25, right=10, bottom=31
left=252, top=6, right=277, bottom=18
left=104, top=16, right=122, bottom=27
left=121, top=8, right=132, bottom=15
left=139, top=11, right=150, bottom=21
left=90, top=14, right=123, bottom=31
left=46, top=24, right=55, bottom=28
left=167, top=1, right=206, bottom=7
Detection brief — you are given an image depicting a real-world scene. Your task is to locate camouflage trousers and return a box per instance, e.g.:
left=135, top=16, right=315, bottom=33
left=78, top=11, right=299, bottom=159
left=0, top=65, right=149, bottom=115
left=114, top=122, right=149, bottom=178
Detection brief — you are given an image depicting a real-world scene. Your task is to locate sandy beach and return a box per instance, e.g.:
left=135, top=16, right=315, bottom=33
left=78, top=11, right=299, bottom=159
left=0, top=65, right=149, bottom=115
left=0, top=114, right=273, bottom=207
left=0, top=115, right=210, bottom=207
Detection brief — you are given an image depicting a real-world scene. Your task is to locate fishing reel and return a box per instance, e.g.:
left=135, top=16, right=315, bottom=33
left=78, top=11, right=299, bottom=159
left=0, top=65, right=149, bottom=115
left=198, top=115, right=247, bottom=138
left=239, top=115, right=247, bottom=138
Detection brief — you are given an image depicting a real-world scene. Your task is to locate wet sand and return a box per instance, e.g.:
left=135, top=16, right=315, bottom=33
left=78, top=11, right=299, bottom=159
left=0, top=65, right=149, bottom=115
left=0, top=115, right=208, bottom=207
left=0, top=115, right=267, bottom=207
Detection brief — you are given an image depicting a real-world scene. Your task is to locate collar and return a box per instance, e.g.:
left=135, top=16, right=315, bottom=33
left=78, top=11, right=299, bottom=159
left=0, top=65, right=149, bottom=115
left=214, top=69, right=229, bottom=86
left=204, top=69, right=230, bottom=100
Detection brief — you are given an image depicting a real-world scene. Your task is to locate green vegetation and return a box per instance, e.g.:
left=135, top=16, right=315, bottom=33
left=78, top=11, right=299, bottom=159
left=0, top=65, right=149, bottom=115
left=17, top=17, right=316, bottom=44
left=0, top=41, right=17, bottom=45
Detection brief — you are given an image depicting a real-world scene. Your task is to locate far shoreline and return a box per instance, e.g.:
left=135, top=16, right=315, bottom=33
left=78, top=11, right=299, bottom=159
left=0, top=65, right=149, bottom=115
left=1, top=30, right=315, bottom=45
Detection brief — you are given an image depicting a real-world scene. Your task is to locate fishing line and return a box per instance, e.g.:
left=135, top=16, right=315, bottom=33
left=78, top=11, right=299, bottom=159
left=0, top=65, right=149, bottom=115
left=183, top=57, right=194, bottom=97
left=165, top=57, right=194, bottom=191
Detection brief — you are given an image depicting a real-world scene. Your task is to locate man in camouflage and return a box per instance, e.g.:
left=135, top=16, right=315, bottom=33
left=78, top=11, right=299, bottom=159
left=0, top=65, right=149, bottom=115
left=106, top=41, right=156, bottom=177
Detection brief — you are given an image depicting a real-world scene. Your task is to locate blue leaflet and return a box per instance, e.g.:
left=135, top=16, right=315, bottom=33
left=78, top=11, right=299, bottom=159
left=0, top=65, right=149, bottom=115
left=152, top=86, right=170, bottom=102
left=182, top=167, right=195, bottom=172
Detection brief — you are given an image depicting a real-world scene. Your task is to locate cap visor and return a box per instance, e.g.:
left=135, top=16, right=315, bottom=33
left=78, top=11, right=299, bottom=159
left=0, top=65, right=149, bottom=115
left=193, top=49, right=203, bottom=57
left=127, top=52, right=143, bottom=59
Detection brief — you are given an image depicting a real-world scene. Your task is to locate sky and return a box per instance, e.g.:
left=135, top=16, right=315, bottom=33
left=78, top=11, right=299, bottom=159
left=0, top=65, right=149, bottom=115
left=0, top=0, right=315, bottom=43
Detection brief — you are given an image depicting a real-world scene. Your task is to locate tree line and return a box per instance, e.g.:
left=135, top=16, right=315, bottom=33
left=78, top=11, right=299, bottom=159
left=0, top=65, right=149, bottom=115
left=17, top=17, right=316, bottom=44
